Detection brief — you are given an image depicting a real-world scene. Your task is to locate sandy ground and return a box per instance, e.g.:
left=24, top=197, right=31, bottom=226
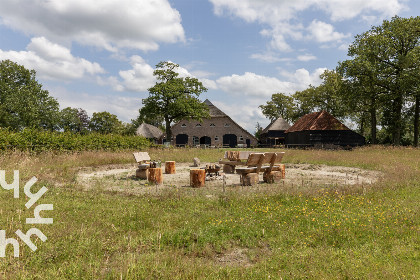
left=76, top=162, right=382, bottom=195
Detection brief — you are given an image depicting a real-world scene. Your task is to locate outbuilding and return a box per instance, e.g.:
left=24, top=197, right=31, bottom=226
left=259, top=117, right=291, bottom=146
left=136, top=123, right=164, bottom=144
left=285, top=111, right=365, bottom=148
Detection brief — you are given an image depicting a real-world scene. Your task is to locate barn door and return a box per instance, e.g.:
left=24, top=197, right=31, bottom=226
left=223, top=134, right=237, bottom=148
left=200, top=136, right=211, bottom=145
left=175, top=134, right=188, bottom=145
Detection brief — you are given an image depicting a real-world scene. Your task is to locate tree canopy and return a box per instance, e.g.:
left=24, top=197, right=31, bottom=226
left=260, top=16, right=420, bottom=146
left=0, top=59, right=60, bottom=131
left=140, top=61, right=209, bottom=140
left=89, top=111, right=123, bottom=134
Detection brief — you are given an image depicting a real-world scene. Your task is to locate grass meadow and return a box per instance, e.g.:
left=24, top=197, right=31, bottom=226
left=0, top=146, right=419, bottom=279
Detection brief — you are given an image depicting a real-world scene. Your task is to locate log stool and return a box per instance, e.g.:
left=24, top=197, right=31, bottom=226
left=223, top=164, right=235, bottom=174
left=190, top=169, right=206, bottom=188
left=136, top=163, right=149, bottom=179
left=240, top=173, right=259, bottom=186
left=148, top=168, right=163, bottom=185
left=165, top=161, right=176, bottom=174
left=263, top=171, right=283, bottom=183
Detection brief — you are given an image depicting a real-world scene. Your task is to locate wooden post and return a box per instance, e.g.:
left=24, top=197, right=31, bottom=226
left=148, top=168, right=163, bottom=185
left=190, top=169, right=206, bottom=188
left=240, top=173, right=259, bottom=186
left=277, top=164, right=285, bottom=179
left=165, top=161, right=176, bottom=174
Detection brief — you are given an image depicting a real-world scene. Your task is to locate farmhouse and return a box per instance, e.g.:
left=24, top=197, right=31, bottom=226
left=285, top=111, right=365, bottom=148
left=171, top=99, right=257, bottom=147
left=136, top=123, right=163, bottom=144
left=260, top=117, right=291, bottom=146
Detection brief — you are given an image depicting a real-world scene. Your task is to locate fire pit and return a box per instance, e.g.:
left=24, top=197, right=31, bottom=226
left=201, top=164, right=221, bottom=180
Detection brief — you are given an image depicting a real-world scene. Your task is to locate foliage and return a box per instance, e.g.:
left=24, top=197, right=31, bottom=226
left=0, top=127, right=151, bottom=152
left=259, top=93, right=296, bottom=122
left=343, top=16, right=420, bottom=145
left=140, top=61, right=209, bottom=140
left=254, top=122, right=263, bottom=141
left=0, top=59, right=60, bottom=131
left=89, top=111, right=123, bottom=134
left=260, top=16, right=420, bottom=146
left=59, top=107, right=90, bottom=134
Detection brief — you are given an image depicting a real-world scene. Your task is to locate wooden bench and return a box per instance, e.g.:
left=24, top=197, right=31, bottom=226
left=133, top=152, right=151, bottom=179
left=236, top=152, right=285, bottom=185
left=218, top=151, right=259, bottom=173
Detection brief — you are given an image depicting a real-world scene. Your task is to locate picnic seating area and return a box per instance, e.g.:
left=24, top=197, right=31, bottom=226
left=133, top=151, right=286, bottom=187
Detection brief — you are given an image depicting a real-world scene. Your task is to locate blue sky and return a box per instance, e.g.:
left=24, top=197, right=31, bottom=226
left=0, top=0, right=418, bottom=133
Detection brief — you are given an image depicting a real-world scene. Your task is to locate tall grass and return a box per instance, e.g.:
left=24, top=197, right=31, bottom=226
left=0, top=146, right=419, bottom=279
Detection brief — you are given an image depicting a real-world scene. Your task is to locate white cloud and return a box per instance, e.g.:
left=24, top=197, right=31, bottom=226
left=0, top=37, right=104, bottom=80
left=115, top=56, right=156, bottom=92
left=215, top=68, right=326, bottom=98
left=106, top=58, right=218, bottom=92
left=209, top=0, right=405, bottom=51
left=297, top=54, right=317, bottom=62
left=216, top=72, right=295, bottom=97
left=51, top=87, right=142, bottom=122
left=279, top=68, right=326, bottom=87
left=0, top=0, right=185, bottom=52
left=307, top=20, right=350, bottom=43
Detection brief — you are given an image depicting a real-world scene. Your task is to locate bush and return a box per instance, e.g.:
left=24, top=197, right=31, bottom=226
left=0, top=128, right=151, bottom=152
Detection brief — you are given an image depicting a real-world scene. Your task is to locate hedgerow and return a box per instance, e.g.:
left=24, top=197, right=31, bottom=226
left=0, top=128, right=151, bottom=152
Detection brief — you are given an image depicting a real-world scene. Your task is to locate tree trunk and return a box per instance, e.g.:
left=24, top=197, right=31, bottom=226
left=414, top=94, right=419, bottom=147
left=370, top=94, right=377, bottom=144
left=165, top=117, right=172, bottom=144
left=392, top=95, right=403, bottom=146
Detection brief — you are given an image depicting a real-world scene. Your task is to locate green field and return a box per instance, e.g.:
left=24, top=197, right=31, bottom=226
left=0, top=146, right=419, bottom=279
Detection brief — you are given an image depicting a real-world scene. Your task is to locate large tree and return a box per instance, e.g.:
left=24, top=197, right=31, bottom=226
left=346, top=16, right=420, bottom=145
left=0, top=59, right=60, bottom=130
left=259, top=93, right=296, bottom=123
left=89, top=111, right=123, bottom=134
left=60, top=107, right=90, bottom=134
left=140, top=61, right=209, bottom=141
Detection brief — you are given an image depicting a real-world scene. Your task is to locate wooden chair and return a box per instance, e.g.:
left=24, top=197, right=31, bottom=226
left=236, top=152, right=285, bottom=185
left=218, top=151, right=258, bottom=173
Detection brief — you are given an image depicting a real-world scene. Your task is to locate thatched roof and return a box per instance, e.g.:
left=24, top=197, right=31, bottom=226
left=285, top=111, right=349, bottom=133
left=136, top=123, right=163, bottom=139
left=204, top=99, right=227, bottom=117
left=262, top=117, right=291, bottom=133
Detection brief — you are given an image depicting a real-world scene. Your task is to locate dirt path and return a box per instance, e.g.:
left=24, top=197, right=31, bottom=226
left=76, top=163, right=382, bottom=195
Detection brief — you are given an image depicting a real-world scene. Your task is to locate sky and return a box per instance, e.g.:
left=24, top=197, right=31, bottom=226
left=0, top=0, right=418, bottom=134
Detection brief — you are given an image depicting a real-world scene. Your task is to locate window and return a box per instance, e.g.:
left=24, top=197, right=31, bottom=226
left=192, top=136, right=199, bottom=145
left=224, top=123, right=230, bottom=127
left=215, top=136, right=219, bottom=141
left=181, top=124, right=187, bottom=127
left=210, top=123, right=216, bottom=127
left=239, top=136, right=244, bottom=141
left=195, top=124, right=202, bottom=127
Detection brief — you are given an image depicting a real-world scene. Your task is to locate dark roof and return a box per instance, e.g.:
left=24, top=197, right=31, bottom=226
left=285, top=111, right=349, bottom=133
left=204, top=99, right=227, bottom=117
left=136, top=123, right=164, bottom=139
left=262, top=117, right=291, bottom=134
